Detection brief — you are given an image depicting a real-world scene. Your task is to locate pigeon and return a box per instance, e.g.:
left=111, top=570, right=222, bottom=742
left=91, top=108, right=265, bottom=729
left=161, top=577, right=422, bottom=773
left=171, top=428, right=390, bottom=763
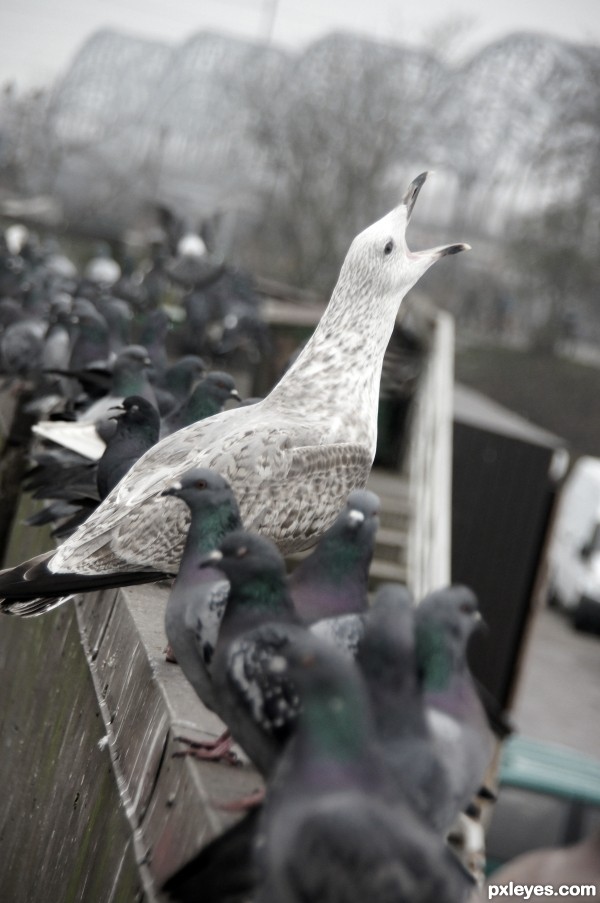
left=152, top=355, right=207, bottom=416
left=32, top=345, right=157, bottom=459
left=99, top=296, right=133, bottom=353
left=356, top=583, right=454, bottom=833
left=95, top=395, right=161, bottom=498
left=0, top=172, right=469, bottom=616
left=68, top=298, right=110, bottom=371
left=206, top=531, right=305, bottom=777
left=24, top=396, right=162, bottom=539
left=162, top=371, right=241, bottom=437
left=252, top=632, right=472, bottom=903
left=161, top=469, right=242, bottom=719
left=138, top=308, right=171, bottom=375
left=289, top=488, right=380, bottom=622
left=415, top=585, right=494, bottom=829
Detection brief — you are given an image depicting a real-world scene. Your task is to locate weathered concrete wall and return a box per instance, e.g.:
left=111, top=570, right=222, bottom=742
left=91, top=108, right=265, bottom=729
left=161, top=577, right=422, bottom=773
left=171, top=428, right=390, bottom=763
left=0, top=603, right=144, bottom=903
left=0, top=581, right=261, bottom=901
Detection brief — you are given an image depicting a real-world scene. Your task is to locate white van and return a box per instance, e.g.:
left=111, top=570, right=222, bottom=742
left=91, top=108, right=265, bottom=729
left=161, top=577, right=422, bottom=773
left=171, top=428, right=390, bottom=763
left=546, top=456, right=600, bottom=631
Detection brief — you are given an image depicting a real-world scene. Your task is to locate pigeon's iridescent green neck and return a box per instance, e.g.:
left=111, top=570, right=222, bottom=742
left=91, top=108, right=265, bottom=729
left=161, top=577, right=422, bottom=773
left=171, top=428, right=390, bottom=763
left=416, top=622, right=454, bottom=693
left=232, top=573, right=292, bottom=616
left=302, top=688, right=368, bottom=763
left=185, top=502, right=239, bottom=557
left=320, top=534, right=367, bottom=581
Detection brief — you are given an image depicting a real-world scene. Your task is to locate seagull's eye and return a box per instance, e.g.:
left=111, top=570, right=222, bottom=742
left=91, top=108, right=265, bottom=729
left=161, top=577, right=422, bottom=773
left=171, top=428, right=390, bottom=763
left=383, top=240, right=394, bottom=256
left=195, top=479, right=208, bottom=489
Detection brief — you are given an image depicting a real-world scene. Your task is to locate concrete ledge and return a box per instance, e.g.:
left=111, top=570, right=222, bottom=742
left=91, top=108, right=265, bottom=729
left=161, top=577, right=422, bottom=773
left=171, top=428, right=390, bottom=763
left=76, top=582, right=262, bottom=896
left=0, top=604, right=144, bottom=902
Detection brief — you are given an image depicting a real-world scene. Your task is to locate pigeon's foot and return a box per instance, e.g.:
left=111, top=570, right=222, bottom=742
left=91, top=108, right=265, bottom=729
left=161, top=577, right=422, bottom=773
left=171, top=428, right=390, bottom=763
left=212, top=788, right=265, bottom=812
left=164, top=643, right=178, bottom=663
left=173, top=730, right=239, bottom=765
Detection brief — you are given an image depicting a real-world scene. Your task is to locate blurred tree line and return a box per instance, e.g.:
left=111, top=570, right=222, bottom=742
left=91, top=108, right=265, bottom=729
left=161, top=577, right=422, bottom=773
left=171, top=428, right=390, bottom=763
left=0, top=29, right=599, bottom=349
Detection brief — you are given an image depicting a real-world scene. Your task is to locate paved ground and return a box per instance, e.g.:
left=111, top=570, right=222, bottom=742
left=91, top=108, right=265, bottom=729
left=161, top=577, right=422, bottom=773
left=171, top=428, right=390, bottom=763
left=511, top=607, right=600, bottom=760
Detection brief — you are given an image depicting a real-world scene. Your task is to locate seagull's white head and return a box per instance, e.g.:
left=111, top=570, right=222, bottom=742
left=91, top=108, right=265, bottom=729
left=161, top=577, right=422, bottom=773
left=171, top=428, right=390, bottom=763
left=340, top=172, right=470, bottom=308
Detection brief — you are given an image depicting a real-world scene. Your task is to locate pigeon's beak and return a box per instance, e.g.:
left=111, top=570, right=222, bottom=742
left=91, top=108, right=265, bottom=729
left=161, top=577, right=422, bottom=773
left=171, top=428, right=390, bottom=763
left=230, top=389, right=242, bottom=403
left=107, top=403, right=125, bottom=420
left=346, top=509, right=365, bottom=529
left=198, top=549, right=224, bottom=569
left=402, top=172, right=429, bottom=222
left=161, top=480, right=183, bottom=498
left=473, top=610, right=489, bottom=635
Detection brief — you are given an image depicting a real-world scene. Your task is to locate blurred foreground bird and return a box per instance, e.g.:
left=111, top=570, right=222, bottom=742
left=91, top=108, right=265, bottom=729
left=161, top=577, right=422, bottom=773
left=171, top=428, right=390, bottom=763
left=0, top=172, right=469, bottom=616
left=356, top=583, right=454, bottom=832
left=415, top=585, right=494, bottom=830
left=240, top=634, right=471, bottom=903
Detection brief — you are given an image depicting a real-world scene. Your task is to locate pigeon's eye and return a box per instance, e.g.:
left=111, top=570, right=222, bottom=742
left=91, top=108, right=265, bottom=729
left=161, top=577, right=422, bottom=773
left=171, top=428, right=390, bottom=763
left=131, top=404, right=139, bottom=413
left=195, top=479, right=208, bottom=490
left=236, top=546, right=248, bottom=558
left=383, top=240, right=394, bottom=256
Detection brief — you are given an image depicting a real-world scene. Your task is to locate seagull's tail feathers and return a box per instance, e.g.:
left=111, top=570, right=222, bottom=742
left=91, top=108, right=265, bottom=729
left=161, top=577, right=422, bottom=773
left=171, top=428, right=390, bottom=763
left=0, top=550, right=169, bottom=618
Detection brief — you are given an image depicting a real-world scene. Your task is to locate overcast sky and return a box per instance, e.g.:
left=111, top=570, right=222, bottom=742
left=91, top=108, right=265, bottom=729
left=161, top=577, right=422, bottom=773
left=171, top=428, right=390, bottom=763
left=1, top=0, right=599, bottom=90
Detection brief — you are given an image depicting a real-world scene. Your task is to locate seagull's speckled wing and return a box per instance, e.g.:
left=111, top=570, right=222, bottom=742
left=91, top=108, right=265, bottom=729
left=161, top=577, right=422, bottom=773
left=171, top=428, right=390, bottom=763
left=50, top=399, right=372, bottom=574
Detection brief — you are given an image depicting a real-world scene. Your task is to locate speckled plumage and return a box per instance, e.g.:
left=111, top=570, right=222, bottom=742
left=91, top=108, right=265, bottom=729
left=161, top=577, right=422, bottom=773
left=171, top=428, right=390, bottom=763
left=0, top=173, right=469, bottom=615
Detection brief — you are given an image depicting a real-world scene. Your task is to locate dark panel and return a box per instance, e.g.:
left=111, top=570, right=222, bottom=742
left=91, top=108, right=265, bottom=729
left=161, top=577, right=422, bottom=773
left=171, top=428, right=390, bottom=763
left=452, top=421, right=556, bottom=707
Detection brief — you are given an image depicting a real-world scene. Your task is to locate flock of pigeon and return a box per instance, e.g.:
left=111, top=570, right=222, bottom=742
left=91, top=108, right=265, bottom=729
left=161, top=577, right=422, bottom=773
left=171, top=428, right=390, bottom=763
left=0, top=174, right=488, bottom=902
left=159, top=473, right=493, bottom=903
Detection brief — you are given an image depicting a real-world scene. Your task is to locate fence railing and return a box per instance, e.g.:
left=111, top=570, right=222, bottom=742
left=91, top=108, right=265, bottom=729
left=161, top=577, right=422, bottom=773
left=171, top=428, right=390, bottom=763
left=404, top=310, right=455, bottom=600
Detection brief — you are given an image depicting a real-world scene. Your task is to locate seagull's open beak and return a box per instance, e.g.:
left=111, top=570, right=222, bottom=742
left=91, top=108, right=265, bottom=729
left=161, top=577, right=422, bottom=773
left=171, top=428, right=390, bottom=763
left=419, top=242, right=472, bottom=260
left=402, top=172, right=472, bottom=258
left=403, top=172, right=429, bottom=222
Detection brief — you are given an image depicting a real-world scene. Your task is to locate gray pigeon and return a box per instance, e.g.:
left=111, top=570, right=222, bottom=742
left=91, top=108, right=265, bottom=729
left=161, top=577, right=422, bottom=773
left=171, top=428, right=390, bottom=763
left=0, top=173, right=469, bottom=616
left=23, top=396, right=162, bottom=541
left=415, top=585, right=494, bottom=829
left=356, top=583, right=454, bottom=833
left=68, top=298, right=110, bottom=371
left=32, top=345, right=158, bottom=460
left=153, top=355, right=207, bottom=416
left=206, top=530, right=305, bottom=777
left=162, top=371, right=241, bottom=437
left=254, top=633, right=472, bottom=903
left=289, top=488, right=380, bottom=623
left=160, top=469, right=242, bottom=721
left=96, top=395, right=161, bottom=498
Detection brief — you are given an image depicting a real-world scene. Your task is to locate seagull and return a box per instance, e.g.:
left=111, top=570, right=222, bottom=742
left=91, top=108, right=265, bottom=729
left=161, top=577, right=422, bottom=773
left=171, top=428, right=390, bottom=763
left=0, top=172, right=469, bottom=616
